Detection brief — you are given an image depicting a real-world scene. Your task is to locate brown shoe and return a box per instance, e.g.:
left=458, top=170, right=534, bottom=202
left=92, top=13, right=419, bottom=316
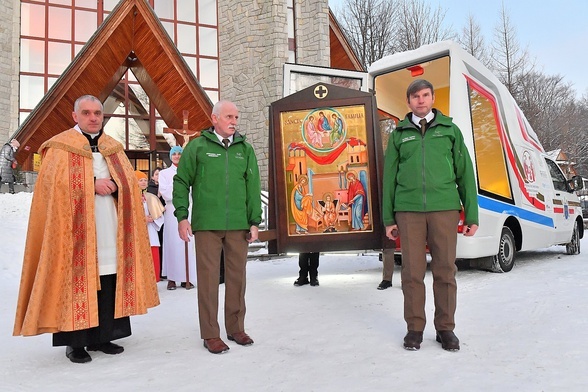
left=227, top=331, right=254, bottom=346
left=436, top=330, right=460, bottom=351
left=203, top=338, right=230, bottom=354
left=167, top=281, right=176, bottom=290
left=403, top=331, right=423, bottom=351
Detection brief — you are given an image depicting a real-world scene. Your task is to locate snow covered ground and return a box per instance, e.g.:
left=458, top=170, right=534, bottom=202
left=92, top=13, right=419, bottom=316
left=1, top=192, right=587, bottom=391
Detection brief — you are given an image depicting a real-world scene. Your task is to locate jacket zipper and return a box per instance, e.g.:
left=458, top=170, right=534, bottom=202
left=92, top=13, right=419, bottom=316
left=225, top=141, right=230, bottom=227
left=421, top=130, right=426, bottom=209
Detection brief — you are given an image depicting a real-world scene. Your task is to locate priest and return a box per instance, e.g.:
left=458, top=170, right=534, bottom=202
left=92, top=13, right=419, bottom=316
left=13, top=95, right=159, bottom=363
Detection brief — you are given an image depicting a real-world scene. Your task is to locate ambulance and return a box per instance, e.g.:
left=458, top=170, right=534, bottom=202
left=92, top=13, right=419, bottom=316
left=283, top=40, right=584, bottom=272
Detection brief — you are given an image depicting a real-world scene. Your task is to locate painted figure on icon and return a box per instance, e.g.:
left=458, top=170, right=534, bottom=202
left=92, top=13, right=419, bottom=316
left=320, top=192, right=337, bottom=232
left=346, top=171, right=366, bottom=231
left=291, top=175, right=314, bottom=234
left=305, top=115, right=323, bottom=148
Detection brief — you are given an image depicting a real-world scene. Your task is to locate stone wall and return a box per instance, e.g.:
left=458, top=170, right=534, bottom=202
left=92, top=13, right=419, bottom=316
left=0, top=0, right=19, bottom=144
left=218, top=0, right=330, bottom=189
left=296, top=0, right=330, bottom=67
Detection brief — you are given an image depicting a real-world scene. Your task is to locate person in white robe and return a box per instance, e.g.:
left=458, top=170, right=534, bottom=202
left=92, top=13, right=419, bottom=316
left=159, top=146, right=197, bottom=290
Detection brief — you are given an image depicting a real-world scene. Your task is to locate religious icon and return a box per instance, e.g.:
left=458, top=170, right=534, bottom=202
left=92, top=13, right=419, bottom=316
left=280, top=105, right=372, bottom=236
left=268, top=82, right=383, bottom=254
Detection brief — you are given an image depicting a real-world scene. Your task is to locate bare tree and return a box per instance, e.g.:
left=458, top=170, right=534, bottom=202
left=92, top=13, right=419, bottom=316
left=487, top=4, right=588, bottom=176
left=333, top=0, right=588, bottom=176
left=490, top=3, right=532, bottom=97
left=515, top=70, right=588, bottom=176
left=337, top=0, right=399, bottom=68
left=572, top=97, right=588, bottom=175
left=517, top=72, right=570, bottom=145
left=336, top=0, right=455, bottom=66
left=557, top=98, right=588, bottom=176
left=394, top=0, right=456, bottom=51
left=458, top=13, right=491, bottom=68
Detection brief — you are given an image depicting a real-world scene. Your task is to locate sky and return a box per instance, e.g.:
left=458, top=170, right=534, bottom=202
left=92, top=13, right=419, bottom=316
left=329, top=0, right=588, bottom=96
left=2, top=191, right=588, bottom=391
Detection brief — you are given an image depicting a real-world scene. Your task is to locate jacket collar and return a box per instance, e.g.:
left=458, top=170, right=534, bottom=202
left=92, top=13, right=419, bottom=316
left=397, top=109, right=453, bottom=131
left=202, top=128, right=245, bottom=144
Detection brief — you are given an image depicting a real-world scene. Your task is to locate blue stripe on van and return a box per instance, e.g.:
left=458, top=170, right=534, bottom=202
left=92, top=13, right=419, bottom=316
left=478, top=195, right=554, bottom=228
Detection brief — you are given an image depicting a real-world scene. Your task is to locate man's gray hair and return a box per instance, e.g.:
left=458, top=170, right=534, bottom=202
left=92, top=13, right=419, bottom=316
left=406, top=79, right=434, bottom=99
left=212, top=100, right=237, bottom=116
left=74, top=95, right=103, bottom=112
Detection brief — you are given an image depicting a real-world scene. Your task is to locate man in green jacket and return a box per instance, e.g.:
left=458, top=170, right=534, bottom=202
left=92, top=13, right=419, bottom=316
left=173, top=100, right=262, bottom=354
left=382, top=79, right=478, bottom=352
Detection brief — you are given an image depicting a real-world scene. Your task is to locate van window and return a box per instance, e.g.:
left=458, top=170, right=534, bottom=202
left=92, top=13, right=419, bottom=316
left=468, top=82, right=512, bottom=201
left=545, top=158, right=568, bottom=192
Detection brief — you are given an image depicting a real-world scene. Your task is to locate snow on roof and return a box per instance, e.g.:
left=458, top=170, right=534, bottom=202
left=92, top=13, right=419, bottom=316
left=368, top=40, right=462, bottom=74
left=546, top=149, right=562, bottom=159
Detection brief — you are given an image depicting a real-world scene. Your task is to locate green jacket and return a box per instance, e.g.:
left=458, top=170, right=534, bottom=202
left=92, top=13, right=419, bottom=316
left=382, top=109, right=478, bottom=226
left=173, top=129, right=262, bottom=231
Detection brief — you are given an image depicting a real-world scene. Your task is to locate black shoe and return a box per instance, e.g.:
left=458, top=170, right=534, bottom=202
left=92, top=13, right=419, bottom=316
left=294, top=278, right=309, bottom=286
left=87, top=342, right=124, bottom=355
left=66, top=346, right=92, bottom=363
left=310, top=278, right=319, bottom=286
left=377, top=280, right=392, bottom=290
left=436, top=330, right=460, bottom=351
left=403, top=331, right=423, bottom=351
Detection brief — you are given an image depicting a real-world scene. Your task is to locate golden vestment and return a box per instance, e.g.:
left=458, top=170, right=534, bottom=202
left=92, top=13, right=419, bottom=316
left=14, top=129, right=160, bottom=336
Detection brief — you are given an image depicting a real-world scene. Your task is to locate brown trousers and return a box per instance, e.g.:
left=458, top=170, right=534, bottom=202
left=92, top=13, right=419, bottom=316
left=396, top=210, right=459, bottom=332
left=382, top=248, right=395, bottom=281
left=194, top=230, right=249, bottom=339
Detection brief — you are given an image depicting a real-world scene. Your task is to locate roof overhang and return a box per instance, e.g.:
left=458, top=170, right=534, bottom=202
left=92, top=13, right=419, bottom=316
left=329, top=9, right=365, bottom=72
left=15, top=0, right=213, bottom=163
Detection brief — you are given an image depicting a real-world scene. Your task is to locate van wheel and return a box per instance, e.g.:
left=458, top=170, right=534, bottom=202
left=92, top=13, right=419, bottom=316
left=490, top=227, right=516, bottom=273
left=565, top=221, right=581, bottom=255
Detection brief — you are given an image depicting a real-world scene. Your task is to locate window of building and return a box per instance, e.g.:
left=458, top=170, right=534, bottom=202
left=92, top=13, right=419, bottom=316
left=287, top=0, right=296, bottom=63
left=19, top=0, right=219, bottom=160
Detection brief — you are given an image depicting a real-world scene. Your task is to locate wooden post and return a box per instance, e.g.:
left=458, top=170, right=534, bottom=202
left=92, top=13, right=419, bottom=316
left=184, top=241, right=192, bottom=290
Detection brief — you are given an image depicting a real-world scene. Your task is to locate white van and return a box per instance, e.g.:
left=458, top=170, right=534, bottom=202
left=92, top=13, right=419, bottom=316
left=284, top=40, right=584, bottom=272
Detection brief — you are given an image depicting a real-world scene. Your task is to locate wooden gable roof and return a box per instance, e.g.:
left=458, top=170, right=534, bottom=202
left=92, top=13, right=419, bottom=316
left=15, top=0, right=213, bottom=165
left=329, top=10, right=365, bottom=72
